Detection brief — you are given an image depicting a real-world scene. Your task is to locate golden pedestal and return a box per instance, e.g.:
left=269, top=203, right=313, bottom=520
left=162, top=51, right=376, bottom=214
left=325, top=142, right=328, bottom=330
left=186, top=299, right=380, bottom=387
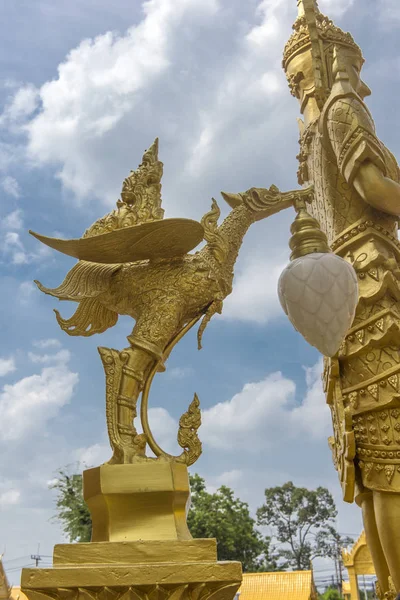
left=21, top=463, right=242, bottom=600
left=84, top=462, right=192, bottom=542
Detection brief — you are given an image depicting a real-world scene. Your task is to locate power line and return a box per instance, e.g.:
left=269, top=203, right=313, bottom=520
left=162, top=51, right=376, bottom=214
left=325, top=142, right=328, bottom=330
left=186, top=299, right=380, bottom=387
left=3, top=556, right=31, bottom=565
left=30, top=543, right=45, bottom=568
left=6, top=564, right=36, bottom=573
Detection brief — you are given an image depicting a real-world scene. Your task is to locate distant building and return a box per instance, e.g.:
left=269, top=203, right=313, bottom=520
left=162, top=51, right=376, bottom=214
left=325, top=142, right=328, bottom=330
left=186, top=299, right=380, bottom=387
left=342, top=531, right=375, bottom=600
left=239, top=571, right=318, bottom=600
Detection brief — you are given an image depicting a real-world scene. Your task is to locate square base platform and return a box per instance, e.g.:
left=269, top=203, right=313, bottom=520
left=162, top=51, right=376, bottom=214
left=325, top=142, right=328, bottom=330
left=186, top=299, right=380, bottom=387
left=21, top=540, right=242, bottom=600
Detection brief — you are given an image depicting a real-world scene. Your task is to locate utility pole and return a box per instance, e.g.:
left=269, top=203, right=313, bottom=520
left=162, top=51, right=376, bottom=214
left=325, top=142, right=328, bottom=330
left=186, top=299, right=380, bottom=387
left=337, top=539, right=344, bottom=598
left=371, top=581, right=377, bottom=599
left=333, top=553, right=339, bottom=589
left=31, top=543, right=42, bottom=568
left=362, top=576, right=368, bottom=600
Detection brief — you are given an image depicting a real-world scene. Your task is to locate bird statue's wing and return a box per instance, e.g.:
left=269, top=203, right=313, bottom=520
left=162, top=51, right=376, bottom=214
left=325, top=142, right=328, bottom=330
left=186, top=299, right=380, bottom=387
left=34, top=261, right=122, bottom=338
left=29, top=218, right=204, bottom=264
left=34, top=260, right=121, bottom=301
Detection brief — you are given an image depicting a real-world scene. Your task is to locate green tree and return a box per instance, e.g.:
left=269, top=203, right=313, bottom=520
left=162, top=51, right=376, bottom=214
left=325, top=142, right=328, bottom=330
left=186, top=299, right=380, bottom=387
left=257, top=481, right=338, bottom=570
left=188, top=474, right=279, bottom=572
left=319, top=587, right=341, bottom=600
left=50, top=469, right=91, bottom=542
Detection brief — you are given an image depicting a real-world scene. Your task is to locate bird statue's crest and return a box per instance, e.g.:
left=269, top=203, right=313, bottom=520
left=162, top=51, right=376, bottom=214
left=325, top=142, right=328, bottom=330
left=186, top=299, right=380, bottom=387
left=83, top=138, right=165, bottom=239
left=29, top=139, right=204, bottom=264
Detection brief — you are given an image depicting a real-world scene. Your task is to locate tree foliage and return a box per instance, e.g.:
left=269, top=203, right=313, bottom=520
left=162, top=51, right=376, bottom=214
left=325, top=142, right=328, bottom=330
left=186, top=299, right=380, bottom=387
left=257, top=481, right=338, bottom=570
left=50, top=469, right=91, bottom=542
left=188, top=474, right=279, bottom=572
left=315, top=525, right=353, bottom=560
left=319, top=588, right=341, bottom=600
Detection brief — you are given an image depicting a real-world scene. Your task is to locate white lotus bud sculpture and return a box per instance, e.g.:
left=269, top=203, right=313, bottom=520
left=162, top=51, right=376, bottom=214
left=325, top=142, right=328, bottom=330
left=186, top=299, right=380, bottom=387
left=278, top=203, right=358, bottom=357
left=278, top=253, right=358, bottom=357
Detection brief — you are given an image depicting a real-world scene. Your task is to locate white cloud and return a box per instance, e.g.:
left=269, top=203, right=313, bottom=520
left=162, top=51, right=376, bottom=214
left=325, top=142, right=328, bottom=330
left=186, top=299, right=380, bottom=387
left=1, top=78, right=21, bottom=90
left=319, top=0, right=355, bottom=17
left=201, top=371, right=296, bottom=450
left=148, top=407, right=180, bottom=455
left=184, top=0, right=288, bottom=178
left=201, top=360, right=329, bottom=451
left=28, top=349, right=71, bottom=364
left=18, top=280, right=36, bottom=303
left=221, top=257, right=287, bottom=323
left=33, top=339, right=62, bottom=350
left=6, top=0, right=219, bottom=204
left=291, top=358, right=331, bottom=439
left=0, top=357, right=16, bottom=377
left=2, top=209, right=23, bottom=230
left=377, top=0, right=400, bottom=25
left=74, top=443, right=110, bottom=468
left=3, top=231, right=24, bottom=250
left=136, top=406, right=180, bottom=457
left=2, top=231, right=28, bottom=264
left=0, top=0, right=299, bottom=224
left=12, top=252, right=28, bottom=265
left=1, top=213, right=52, bottom=265
left=0, top=84, right=39, bottom=125
left=0, top=210, right=30, bottom=265
left=167, top=366, right=194, bottom=379
left=216, top=469, right=243, bottom=486
left=46, top=477, right=60, bottom=488
left=0, top=489, right=21, bottom=508
left=52, top=230, right=67, bottom=239
left=207, top=469, right=243, bottom=493
left=0, top=351, right=78, bottom=441
left=247, top=0, right=289, bottom=49
left=1, top=176, right=21, bottom=198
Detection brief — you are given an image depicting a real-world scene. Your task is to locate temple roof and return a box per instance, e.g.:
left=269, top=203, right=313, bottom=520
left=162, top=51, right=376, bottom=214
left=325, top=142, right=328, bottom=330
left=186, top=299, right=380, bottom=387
left=342, top=530, right=366, bottom=566
left=239, top=571, right=318, bottom=600
left=342, top=530, right=374, bottom=575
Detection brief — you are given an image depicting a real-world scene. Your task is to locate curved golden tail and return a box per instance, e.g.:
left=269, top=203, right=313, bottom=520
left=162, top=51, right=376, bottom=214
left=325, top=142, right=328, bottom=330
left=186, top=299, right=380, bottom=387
left=140, top=315, right=203, bottom=466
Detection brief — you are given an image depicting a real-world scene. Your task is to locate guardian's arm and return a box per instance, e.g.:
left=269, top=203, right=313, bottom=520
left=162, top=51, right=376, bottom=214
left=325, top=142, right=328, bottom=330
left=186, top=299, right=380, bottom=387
left=327, top=96, right=400, bottom=216
left=354, top=160, right=400, bottom=216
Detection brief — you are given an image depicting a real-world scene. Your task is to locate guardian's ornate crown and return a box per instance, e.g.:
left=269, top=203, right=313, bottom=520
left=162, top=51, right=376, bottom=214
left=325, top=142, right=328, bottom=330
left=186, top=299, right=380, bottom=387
left=283, top=0, right=363, bottom=72
left=282, top=1, right=363, bottom=107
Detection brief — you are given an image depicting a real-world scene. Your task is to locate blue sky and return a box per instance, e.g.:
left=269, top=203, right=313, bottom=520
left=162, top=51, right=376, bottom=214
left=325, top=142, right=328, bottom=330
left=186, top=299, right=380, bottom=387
left=0, top=0, right=399, bottom=589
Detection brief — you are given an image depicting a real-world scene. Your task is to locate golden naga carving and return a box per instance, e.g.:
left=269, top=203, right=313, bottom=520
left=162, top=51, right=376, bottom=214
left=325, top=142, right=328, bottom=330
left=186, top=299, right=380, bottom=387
left=224, top=0, right=400, bottom=593
left=31, top=138, right=311, bottom=466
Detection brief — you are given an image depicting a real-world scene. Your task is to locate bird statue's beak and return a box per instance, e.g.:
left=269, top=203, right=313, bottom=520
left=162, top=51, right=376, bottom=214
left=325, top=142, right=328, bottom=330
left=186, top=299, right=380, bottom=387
left=220, top=191, right=243, bottom=209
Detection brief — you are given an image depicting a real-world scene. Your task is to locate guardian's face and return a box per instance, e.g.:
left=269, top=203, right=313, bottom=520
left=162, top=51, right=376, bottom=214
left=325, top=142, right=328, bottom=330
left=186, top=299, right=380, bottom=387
left=342, top=50, right=371, bottom=100
left=285, top=47, right=371, bottom=106
left=285, top=49, right=315, bottom=102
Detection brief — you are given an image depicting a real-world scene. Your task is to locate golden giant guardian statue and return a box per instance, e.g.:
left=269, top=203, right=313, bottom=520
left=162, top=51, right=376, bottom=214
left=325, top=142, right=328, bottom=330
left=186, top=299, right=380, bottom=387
left=226, top=0, right=400, bottom=595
